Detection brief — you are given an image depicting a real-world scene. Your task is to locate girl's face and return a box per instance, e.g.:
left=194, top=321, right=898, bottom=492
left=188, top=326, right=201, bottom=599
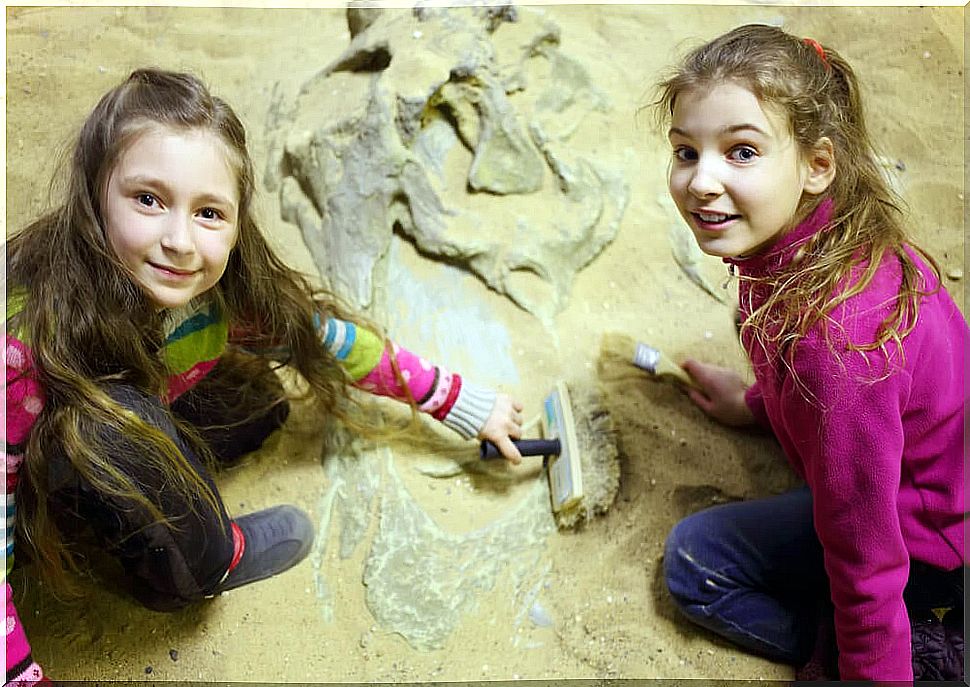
left=102, top=126, right=240, bottom=309
left=667, top=82, right=815, bottom=259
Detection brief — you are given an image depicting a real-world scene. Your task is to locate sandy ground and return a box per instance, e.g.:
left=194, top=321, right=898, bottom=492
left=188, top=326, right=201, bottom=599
left=5, top=4, right=964, bottom=682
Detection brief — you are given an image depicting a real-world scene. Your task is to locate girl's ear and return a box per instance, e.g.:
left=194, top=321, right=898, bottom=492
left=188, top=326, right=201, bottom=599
left=803, top=136, right=836, bottom=195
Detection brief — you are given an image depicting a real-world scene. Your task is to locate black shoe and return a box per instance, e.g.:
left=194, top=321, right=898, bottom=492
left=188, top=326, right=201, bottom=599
left=214, top=505, right=314, bottom=594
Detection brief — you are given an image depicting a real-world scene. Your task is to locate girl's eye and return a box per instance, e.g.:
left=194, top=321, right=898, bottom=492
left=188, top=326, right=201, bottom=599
left=136, top=193, right=157, bottom=207
left=673, top=146, right=697, bottom=162
left=198, top=207, right=223, bottom=221
left=729, top=146, right=758, bottom=163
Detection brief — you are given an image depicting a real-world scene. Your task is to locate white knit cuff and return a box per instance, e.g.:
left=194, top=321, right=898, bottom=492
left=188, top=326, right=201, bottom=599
left=441, top=380, right=497, bottom=440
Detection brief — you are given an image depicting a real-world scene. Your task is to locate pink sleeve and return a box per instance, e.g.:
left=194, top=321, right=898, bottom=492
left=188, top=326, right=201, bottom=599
left=356, top=342, right=461, bottom=420
left=5, top=338, right=49, bottom=686
left=6, top=583, right=47, bottom=685
left=783, top=343, right=913, bottom=680
left=318, top=318, right=496, bottom=440
left=744, top=382, right=771, bottom=430
left=4, top=337, right=45, bottom=446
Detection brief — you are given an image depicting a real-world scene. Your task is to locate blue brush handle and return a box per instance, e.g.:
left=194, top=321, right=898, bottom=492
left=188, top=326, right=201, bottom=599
left=480, top=438, right=561, bottom=460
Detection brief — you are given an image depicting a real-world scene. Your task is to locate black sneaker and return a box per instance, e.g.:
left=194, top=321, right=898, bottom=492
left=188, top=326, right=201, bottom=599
left=214, top=505, right=314, bottom=594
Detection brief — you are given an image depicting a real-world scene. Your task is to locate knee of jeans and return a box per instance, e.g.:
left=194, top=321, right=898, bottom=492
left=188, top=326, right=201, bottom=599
left=104, top=382, right=157, bottom=408
left=103, top=383, right=177, bottom=432
left=663, top=514, right=720, bottom=611
left=134, top=585, right=197, bottom=613
left=131, top=528, right=234, bottom=612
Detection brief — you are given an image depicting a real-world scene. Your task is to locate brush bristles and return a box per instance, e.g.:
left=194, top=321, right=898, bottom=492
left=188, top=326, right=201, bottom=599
left=553, top=383, right=620, bottom=530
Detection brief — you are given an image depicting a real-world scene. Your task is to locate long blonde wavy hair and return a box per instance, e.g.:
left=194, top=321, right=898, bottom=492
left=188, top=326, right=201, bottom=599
left=654, top=24, right=939, bottom=376
left=6, top=68, right=402, bottom=596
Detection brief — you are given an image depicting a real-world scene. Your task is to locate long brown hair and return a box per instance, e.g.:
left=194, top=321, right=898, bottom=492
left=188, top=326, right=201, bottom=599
left=7, top=68, right=388, bottom=596
left=654, top=24, right=939, bottom=376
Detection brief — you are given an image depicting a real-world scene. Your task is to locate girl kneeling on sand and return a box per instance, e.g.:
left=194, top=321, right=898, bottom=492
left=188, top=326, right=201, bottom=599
left=654, top=24, right=965, bottom=682
left=5, top=68, right=526, bottom=684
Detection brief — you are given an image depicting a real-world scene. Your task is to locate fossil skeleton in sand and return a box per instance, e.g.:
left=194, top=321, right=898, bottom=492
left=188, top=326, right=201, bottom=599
left=266, top=4, right=628, bottom=324
left=266, top=5, right=627, bottom=649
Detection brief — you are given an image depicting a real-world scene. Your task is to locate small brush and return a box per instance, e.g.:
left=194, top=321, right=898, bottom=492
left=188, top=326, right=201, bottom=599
left=601, top=333, right=699, bottom=390
left=631, top=341, right=700, bottom=390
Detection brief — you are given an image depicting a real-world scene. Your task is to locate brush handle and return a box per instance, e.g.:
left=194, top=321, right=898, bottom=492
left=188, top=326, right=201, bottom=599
left=654, top=355, right=701, bottom=390
left=633, top=341, right=700, bottom=390
left=480, top=438, right=562, bottom=460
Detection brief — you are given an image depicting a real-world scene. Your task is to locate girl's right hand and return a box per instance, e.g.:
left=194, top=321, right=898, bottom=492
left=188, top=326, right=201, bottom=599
left=681, top=359, right=756, bottom=428
left=478, top=393, right=525, bottom=465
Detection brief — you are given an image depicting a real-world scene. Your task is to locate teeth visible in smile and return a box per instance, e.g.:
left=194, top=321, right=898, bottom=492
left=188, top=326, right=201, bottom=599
left=697, top=212, right=729, bottom=222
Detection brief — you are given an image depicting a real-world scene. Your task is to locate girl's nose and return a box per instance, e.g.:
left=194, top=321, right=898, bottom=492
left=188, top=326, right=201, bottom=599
left=159, top=213, right=195, bottom=254
left=687, top=158, right=724, bottom=199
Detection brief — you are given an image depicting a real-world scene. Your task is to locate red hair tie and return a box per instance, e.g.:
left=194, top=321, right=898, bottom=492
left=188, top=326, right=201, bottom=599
left=803, top=38, right=830, bottom=69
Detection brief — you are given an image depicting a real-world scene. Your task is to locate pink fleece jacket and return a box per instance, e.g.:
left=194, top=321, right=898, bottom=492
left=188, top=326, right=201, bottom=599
left=730, top=199, right=967, bottom=681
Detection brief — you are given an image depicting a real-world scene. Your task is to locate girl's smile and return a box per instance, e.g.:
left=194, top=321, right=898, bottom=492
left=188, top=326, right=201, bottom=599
left=150, top=262, right=199, bottom=278
left=667, top=82, right=820, bottom=258
left=690, top=210, right=741, bottom=232
left=102, top=126, right=240, bottom=309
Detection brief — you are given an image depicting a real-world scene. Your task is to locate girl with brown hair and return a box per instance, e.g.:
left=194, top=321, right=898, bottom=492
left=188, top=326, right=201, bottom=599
left=4, top=68, right=525, bottom=683
left=653, top=24, right=965, bottom=681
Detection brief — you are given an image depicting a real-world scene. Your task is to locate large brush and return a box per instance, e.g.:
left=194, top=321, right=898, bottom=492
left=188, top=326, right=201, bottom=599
left=480, top=381, right=619, bottom=529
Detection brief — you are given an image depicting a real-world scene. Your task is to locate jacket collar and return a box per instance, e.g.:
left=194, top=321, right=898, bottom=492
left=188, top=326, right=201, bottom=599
left=724, top=197, right=834, bottom=278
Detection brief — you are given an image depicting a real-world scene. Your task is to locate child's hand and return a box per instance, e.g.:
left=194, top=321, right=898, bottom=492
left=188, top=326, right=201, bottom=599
left=479, top=394, right=525, bottom=465
left=681, top=359, right=756, bottom=427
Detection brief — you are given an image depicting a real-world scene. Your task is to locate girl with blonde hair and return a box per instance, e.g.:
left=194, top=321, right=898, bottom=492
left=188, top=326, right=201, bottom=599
left=654, top=24, right=965, bottom=681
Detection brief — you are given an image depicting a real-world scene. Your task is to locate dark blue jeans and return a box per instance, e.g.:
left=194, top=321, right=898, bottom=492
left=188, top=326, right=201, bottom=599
left=663, top=486, right=826, bottom=664
left=664, top=485, right=965, bottom=668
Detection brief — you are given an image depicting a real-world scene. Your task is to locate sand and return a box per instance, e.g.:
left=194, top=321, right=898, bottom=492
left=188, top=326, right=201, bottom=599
left=5, top=4, right=964, bottom=682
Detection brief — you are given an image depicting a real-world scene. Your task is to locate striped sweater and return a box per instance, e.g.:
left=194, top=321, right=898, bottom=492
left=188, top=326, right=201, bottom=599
left=4, top=295, right=496, bottom=683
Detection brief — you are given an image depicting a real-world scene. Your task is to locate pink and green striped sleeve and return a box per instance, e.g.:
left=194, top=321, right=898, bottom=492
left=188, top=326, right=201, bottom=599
left=315, top=315, right=496, bottom=439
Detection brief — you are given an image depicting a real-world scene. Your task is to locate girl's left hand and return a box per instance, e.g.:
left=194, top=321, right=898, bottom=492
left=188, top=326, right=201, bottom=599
left=479, top=394, right=525, bottom=465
